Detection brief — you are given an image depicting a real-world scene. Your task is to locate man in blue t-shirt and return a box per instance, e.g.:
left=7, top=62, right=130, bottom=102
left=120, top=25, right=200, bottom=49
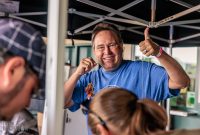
left=64, top=23, right=190, bottom=133
left=65, top=23, right=189, bottom=110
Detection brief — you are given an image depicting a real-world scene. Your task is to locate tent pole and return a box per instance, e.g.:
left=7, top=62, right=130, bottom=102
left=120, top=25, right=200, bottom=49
left=151, top=0, right=156, bottom=22
left=74, top=0, right=144, bottom=33
left=196, top=48, right=200, bottom=104
left=42, top=0, right=68, bottom=135
left=166, top=25, right=174, bottom=130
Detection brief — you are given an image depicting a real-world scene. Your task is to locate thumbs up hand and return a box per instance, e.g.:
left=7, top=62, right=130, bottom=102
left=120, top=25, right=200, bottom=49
left=139, top=27, right=160, bottom=57
left=144, top=27, right=150, bottom=40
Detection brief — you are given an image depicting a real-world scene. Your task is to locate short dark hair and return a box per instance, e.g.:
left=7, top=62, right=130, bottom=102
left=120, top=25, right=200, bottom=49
left=91, top=23, right=123, bottom=46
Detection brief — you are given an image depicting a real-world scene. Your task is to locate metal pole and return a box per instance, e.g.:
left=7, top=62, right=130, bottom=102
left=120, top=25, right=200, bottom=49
left=44, top=0, right=68, bottom=135
left=151, top=0, right=156, bottom=22
left=196, top=48, right=200, bottom=104
left=166, top=25, right=174, bottom=130
left=131, top=45, right=136, bottom=61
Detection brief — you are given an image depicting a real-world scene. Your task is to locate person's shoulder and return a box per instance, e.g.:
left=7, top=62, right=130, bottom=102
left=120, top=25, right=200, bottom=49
left=155, top=129, right=200, bottom=135
left=124, top=59, right=151, bottom=64
left=121, top=60, right=141, bottom=69
left=171, top=129, right=200, bottom=135
left=82, top=67, right=100, bottom=78
left=122, top=60, right=139, bottom=65
left=123, top=60, right=154, bottom=67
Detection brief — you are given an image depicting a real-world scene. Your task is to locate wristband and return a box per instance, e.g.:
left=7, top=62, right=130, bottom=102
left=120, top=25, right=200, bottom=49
left=156, top=47, right=163, bottom=58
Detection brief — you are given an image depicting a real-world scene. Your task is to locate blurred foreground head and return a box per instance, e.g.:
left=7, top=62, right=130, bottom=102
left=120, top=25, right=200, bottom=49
left=0, top=18, right=46, bottom=120
left=88, top=88, right=167, bottom=135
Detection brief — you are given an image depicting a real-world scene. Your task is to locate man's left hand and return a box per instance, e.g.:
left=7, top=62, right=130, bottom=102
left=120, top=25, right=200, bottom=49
left=139, top=28, right=160, bottom=57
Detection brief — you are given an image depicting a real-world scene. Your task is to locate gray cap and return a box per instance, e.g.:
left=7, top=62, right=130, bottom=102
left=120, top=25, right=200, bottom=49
left=0, top=18, right=46, bottom=102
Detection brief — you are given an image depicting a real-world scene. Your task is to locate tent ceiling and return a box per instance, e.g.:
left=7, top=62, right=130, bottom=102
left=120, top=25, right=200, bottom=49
left=1, top=0, right=200, bottom=47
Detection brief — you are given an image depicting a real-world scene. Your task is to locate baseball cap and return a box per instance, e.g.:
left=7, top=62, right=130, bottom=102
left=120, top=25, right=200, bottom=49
left=0, top=18, right=46, bottom=100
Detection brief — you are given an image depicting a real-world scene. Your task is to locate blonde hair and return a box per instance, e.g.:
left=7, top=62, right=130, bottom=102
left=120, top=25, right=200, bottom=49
left=88, top=88, right=167, bottom=135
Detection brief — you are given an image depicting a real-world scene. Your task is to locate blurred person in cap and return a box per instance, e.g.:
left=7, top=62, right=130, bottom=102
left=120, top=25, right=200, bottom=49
left=0, top=18, right=46, bottom=121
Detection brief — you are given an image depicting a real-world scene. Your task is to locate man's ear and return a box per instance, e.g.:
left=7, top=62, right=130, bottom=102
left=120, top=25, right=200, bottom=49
left=96, top=124, right=110, bottom=135
left=0, top=56, right=25, bottom=91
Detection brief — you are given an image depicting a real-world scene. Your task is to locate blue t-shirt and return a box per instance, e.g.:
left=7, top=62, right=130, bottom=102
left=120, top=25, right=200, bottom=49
left=69, top=60, right=179, bottom=112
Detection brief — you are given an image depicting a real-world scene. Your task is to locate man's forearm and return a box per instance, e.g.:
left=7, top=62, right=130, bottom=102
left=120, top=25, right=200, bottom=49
left=64, top=72, right=81, bottom=107
left=157, top=51, right=190, bottom=89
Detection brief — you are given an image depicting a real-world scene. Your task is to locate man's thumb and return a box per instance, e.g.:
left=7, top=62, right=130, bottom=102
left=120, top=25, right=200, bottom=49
left=144, top=27, right=150, bottom=40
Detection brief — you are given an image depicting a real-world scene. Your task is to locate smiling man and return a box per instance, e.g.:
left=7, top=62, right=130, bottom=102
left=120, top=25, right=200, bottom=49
left=64, top=23, right=189, bottom=109
left=64, top=23, right=190, bottom=134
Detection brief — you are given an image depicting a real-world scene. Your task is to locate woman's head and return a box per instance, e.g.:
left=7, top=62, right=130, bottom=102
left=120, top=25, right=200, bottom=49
left=88, top=88, right=167, bottom=135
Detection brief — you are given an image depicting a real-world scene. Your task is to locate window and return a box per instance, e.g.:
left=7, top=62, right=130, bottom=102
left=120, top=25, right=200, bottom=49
left=65, top=45, right=92, bottom=66
left=170, top=47, right=197, bottom=109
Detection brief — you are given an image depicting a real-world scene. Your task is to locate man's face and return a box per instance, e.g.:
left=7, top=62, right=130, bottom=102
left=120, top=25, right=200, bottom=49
left=93, top=30, right=123, bottom=71
left=0, top=59, right=38, bottom=120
